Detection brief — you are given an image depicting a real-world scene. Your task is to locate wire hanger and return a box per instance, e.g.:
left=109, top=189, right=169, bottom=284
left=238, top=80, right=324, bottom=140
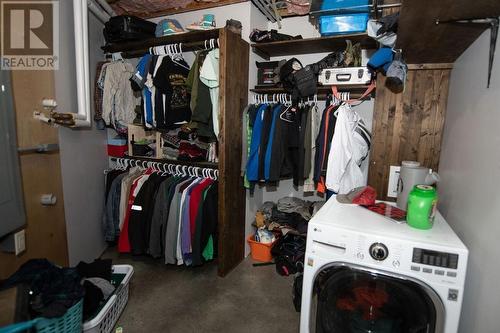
left=169, top=43, right=190, bottom=70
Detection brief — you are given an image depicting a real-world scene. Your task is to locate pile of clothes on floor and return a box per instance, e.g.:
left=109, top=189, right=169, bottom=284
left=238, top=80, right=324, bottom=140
left=0, top=258, right=116, bottom=322
left=254, top=197, right=324, bottom=237
left=252, top=197, right=324, bottom=313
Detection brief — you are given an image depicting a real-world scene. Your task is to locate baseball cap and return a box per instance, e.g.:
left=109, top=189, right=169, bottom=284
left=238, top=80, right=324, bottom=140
left=336, top=186, right=377, bottom=206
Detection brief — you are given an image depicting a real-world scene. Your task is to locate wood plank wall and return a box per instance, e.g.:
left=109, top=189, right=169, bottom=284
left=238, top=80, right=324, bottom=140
left=0, top=71, right=68, bottom=279
left=368, top=68, right=451, bottom=200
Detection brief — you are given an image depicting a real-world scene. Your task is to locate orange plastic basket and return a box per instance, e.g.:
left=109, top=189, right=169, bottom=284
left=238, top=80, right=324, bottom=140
left=247, top=235, right=275, bottom=262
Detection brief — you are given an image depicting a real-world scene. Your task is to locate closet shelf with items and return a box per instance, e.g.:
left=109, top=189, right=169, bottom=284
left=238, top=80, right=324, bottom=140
left=100, top=27, right=249, bottom=277
left=251, top=32, right=377, bottom=60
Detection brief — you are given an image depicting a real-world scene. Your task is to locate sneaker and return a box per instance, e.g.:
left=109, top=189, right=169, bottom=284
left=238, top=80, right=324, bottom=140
left=186, top=14, right=216, bottom=31
left=156, top=19, right=185, bottom=37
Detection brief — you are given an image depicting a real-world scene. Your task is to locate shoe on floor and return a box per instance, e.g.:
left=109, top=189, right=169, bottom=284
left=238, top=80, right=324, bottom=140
left=187, top=14, right=216, bottom=31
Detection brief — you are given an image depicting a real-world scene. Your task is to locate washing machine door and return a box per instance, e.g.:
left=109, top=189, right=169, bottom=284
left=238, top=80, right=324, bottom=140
left=311, top=264, right=445, bottom=333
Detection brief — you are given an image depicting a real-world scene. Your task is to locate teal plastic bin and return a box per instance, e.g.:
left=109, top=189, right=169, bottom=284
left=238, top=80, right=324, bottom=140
left=0, top=299, right=83, bottom=333
left=314, top=0, right=370, bottom=36
left=319, top=13, right=369, bottom=35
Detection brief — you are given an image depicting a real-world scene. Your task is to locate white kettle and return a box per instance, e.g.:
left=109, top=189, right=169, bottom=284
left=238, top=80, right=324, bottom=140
left=396, top=161, right=440, bottom=210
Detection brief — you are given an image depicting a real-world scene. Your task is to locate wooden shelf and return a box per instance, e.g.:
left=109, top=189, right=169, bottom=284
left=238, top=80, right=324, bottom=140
left=102, top=29, right=221, bottom=54
left=251, top=33, right=377, bottom=60
left=396, top=0, right=500, bottom=63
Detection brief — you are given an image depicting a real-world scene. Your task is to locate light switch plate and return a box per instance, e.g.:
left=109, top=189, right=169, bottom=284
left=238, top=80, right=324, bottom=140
left=387, top=166, right=401, bottom=198
left=14, top=229, right=25, bottom=255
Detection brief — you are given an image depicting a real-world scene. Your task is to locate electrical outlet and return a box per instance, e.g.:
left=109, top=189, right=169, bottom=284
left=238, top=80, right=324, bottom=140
left=387, top=166, right=401, bottom=198
left=14, top=230, right=26, bottom=256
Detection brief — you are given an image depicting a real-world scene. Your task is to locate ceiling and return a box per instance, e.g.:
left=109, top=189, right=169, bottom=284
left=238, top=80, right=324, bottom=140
left=106, top=0, right=247, bottom=19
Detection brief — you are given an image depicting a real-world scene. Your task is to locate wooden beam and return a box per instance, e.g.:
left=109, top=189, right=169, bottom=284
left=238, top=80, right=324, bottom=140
left=217, top=28, right=248, bottom=277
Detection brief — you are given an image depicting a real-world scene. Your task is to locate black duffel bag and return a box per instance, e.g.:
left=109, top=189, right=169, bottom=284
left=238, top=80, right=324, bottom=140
left=271, top=234, right=306, bottom=276
left=104, top=15, right=157, bottom=44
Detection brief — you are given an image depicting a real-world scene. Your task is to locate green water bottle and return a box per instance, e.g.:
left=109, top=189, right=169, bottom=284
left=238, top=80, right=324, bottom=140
left=407, top=185, right=437, bottom=230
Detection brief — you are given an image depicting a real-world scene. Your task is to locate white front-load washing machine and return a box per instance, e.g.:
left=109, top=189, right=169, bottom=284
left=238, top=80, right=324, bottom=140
left=300, top=199, right=468, bottom=333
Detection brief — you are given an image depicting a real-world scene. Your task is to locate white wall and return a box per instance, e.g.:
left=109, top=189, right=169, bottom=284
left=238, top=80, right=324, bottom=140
left=439, top=30, right=500, bottom=332
left=56, top=0, right=108, bottom=265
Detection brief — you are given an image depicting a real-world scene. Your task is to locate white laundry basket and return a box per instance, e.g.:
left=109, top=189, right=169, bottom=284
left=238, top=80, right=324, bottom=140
left=82, top=264, right=134, bottom=333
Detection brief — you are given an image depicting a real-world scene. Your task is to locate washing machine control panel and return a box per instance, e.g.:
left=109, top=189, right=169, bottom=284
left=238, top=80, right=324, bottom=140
left=369, top=243, right=389, bottom=261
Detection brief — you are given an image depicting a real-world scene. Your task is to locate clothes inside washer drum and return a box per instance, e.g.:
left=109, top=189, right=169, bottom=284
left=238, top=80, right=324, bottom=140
left=314, top=267, right=437, bottom=333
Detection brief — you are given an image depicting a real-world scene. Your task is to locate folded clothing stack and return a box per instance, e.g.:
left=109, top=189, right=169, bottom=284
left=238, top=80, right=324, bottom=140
left=178, top=128, right=208, bottom=162
left=161, top=128, right=181, bottom=160
left=178, top=140, right=208, bottom=162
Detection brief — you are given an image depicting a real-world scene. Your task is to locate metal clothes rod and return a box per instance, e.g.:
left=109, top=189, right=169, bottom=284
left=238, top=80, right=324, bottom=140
left=112, top=158, right=220, bottom=180
left=110, top=39, right=220, bottom=59
left=111, top=157, right=219, bottom=180
left=251, top=92, right=372, bottom=102
left=102, top=29, right=220, bottom=54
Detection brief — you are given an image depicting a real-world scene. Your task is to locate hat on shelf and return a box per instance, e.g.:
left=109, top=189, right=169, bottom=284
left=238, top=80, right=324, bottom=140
left=336, top=186, right=377, bottom=206
left=156, top=19, right=185, bottom=37
left=187, top=14, right=216, bottom=31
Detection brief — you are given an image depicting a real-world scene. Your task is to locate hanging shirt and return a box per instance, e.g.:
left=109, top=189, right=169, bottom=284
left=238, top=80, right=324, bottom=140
left=325, top=104, right=368, bottom=194
left=200, top=183, right=218, bottom=262
left=178, top=179, right=198, bottom=263
left=304, top=104, right=322, bottom=192
left=200, top=49, right=220, bottom=138
left=153, top=56, right=191, bottom=129
left=128, top=173, right=164, bottom=255
left=149, top=176, right=178, bottom=258
left=264, top=104, right=282, bottom=180
left=119, top=168, right=142, bottom=231
left=175, top=178, right=198, bottom=265
left=181, top=178, right=205, bottom=265
left=246, top=104, right=267, bottom=181
left=189, top=179, right=214, bottom=243
left=164, top=178, right=192, bottom=264
left=314, top=104, right=338, bottom=193
left=118, top=170, right=152, bottom=253
left=102, top=61, right=139, bottom=131
left=103, top=173, right=126, bottom=242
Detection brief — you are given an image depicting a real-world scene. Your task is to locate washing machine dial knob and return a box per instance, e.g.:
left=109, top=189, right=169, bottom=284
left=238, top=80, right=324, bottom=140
left=369, top=243, right=389, bottom=261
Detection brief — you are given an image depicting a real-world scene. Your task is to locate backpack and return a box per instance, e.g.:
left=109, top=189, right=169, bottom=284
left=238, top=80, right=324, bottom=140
left=271, top=234, right=306, bottom=276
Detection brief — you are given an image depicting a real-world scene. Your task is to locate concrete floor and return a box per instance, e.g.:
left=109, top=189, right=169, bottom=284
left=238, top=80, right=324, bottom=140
left=103, top=250, right=300, bottom=332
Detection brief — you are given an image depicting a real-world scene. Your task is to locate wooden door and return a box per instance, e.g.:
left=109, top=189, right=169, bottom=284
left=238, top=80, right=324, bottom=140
left=368, top=67, right=451, bottom=200
left=217, top=28, right=249, bottom=277
left=0, top=70, right=68, bottom=279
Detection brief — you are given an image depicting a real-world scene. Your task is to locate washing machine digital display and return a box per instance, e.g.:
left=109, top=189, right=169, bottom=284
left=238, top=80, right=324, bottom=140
left=412, top=248, right=459, bottom=269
